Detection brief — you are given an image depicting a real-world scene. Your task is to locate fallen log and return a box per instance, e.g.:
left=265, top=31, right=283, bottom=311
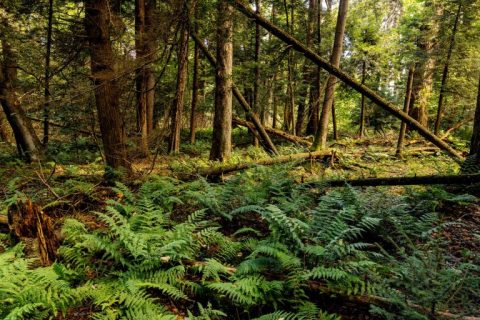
left=309, top=282, right=480, bottom=320
left=441, top=115, right=474, bottom=140
left=232, top=0, right=463, bottom=163
left=176, top=151, right=331, bottom=180
left=233, top=117, right=312, bottom=146
left=190, top=32, right=279, bottom=156
left=307, top=174, right=480, bottom=188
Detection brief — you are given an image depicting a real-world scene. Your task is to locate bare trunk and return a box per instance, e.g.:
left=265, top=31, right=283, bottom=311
left=210, top=0, right=233, bottom=161
left=332, top=97, right=338, bottom=140
left=43, top=0, right=54, bottom=145
left=358, top=60, right=366, bottom=138
left=0, top=111, right=10, bottom=142
left=0, top=29, right=42, bottom=162
left=396, top=66, right=416, bottom=158
left=169, top=17, right=189, bottom=154
left=470, top=75, right=480, bottom=155
left=434, top=2, right=462, bottom=135
left=84, top=0, right=130, bottom=172
left=253, top=0, right=262, bottom=146
left=313, top=0, right=349, bottom=150
left=190, top=28, right=200, bottom=144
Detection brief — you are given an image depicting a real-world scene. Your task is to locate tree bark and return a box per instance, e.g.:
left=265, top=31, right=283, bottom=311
left=190, top=14, right=200, bottom=145
left=169, top=13, right=189, bottom=154
left=232, top=0, right=463, bottom=162
left=253, top=0, right=261, bottom=146
left=135, top=0, right=157, bottom=155
left=210, top=0, right=234, bottom=161
left=358, top=60, right=366, bottom=138
left=84, top=0, right=130, bottom=172
left=191, top=32, right=279, bottom=156
left=396, top=66, right=415, bottom=158
left=470, top=75, right=480, bottom=155
left=0, top=108, right=11, bottom=142
left=312, top=0, right=349, bottom=150
left=0, top=28, right=42, bottom=162
left=43, top=0, right=54, bottom=145
left=332, top=97, right=338, bottom=140
left=434, top=2, right=462, bottom=135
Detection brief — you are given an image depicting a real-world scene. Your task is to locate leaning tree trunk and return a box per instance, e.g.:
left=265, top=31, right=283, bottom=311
left=210, top=0, right=233, bottom=161
left=169, top=13, right=189, bottom=154
left=434, top=2, right=462, bottom=135
left=313, top=0, right=349, bottom=150
left=470, top=75, right=480, bottom=155
left=84, top=0, right=130, bottom=173
left=232, top=0, right=463, bottom=161
left=0, top=31, right=42, bottom=162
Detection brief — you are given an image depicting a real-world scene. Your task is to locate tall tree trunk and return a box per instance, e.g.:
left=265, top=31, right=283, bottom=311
left=313, top=0, right=349, bottom=150
left=306, top=0, right=322, bottom=136
left=84, top=0, right=130, bottom=172
left=43, top=0, right=54, bottom=145
left=358, top=60, right=366, bottom=138
left=169, top=13, right=189, bottom=154
left=434, top=2, right=462, bottom=135
left=396, top=66, right=415, bottom=158
left=0, top=111, right=11, bottom=142
left=296, top=0, right=317, bottom=136
left=0, top=30, right=42, bottom=162
left=470, top=74, right=480, bottom=155
left=283, top=0, right=295, bottom=134
left=210, top=0, right=233, bottom=161
left=253, top=0, right=262, bottom=146
left=145, top=0, right=157, bottom=135
left=190, top=6, right=200, bottom=145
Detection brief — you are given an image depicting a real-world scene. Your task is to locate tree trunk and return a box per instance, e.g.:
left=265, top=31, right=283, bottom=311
left=190, top=10, right=200, bottom=145
left=135, top=0, right=156, bottom=156
left=169, top=14, right=189, bottom=154
left=470, top=75, right=480, bottom=155
left=43, top=0, right=54, bottom=145
left=313, top=0, right=349, bottom=150
left=232, top=0, right=463, bottom=161
left=434, top=2, right=462, bottom=135
left=0, top=111, right=11, bottom=142
left=396, top=66, right=416, bottom=158
left=191, top=32, right=278, bottom=156
left=210, top=0, right=234, bottom=161
left=84, top=0, right=130, bottom=172
left=332, top=97, right=338, bottom=140
left=358, top=60, right=366, bottom=138
left=0, top=29, right=42, bottom=162
left=253, top=0, right=261, bottom=146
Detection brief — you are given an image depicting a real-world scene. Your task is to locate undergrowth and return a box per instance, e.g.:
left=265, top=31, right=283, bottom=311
left=0, top=166, right=479, bottom=319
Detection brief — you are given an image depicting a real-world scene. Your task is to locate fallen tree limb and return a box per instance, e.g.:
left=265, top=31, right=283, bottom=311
left=309, top=282, right=480, bottom=320
left=27, top=116, right=98, bottom=136
left=232, top=0, right=463, bottom=163
left=190, top=32, right=278, bottom=157
left=176, top=151, right=331, bottom=180
left=308, top=173, right=480, bottom=188
left=233, top=117, right=311, bottom=146
left=441, top=115, right=474, bottom=140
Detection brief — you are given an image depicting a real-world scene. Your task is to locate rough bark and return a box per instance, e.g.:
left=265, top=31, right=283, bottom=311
left=232, top=0, right=463, bottom=162
left=470, top=75, right=480, bottom=155
left=313, top=0, right=349, bottom=150
left=135, top=0, right=157, bottom=155
left=189, top=5, right=200, bottom=145
left=169, top=15, right=189, bottom=154
left=210, top=0, right=234, bottom=161
left=43, top=0, right=54, bottom=145
left=84, top=0, right=130, bottom=172
left=396, top=66, right=415, bottom=158
left=191, top=33, right=278, bottom=156
left=434, top=2, right=462, bottom=135
left=0, top=108, right=11, bottom=142
left=253, top=0, right=261, bottom=146
left=0, top=31, right=42, bottom=162
left=8, top=200, right=58, bottom=266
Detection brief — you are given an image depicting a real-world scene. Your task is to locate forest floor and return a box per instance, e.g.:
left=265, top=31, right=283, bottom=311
left=0, top=130, right=479, bottom=319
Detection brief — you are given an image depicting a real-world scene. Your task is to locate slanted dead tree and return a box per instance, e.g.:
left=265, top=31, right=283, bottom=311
left=232, top=0, right=463, bottom=162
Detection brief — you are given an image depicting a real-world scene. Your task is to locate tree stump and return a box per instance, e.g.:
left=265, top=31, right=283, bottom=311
left=8, top=200, right=58, bottom=266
